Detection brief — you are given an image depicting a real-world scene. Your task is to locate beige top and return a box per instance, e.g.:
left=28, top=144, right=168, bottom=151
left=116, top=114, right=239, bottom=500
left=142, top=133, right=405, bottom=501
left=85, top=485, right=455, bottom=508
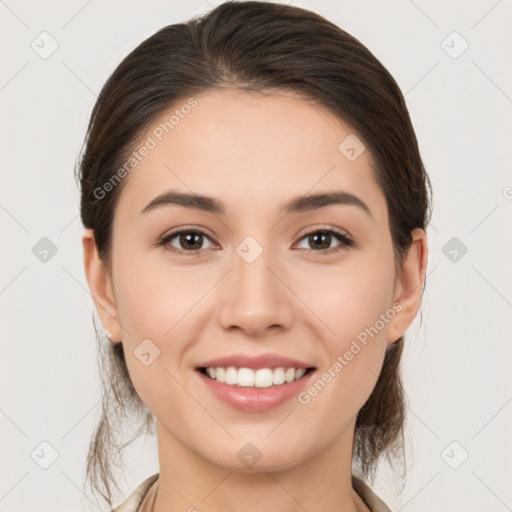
left=110, top=472, right=392, bottom=512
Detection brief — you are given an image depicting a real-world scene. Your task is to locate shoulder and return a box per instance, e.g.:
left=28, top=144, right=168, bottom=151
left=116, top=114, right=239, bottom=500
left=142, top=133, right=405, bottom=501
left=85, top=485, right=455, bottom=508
left=110, top=473, right=159, bottom=512
left=352, top=475, right=393, bottom=512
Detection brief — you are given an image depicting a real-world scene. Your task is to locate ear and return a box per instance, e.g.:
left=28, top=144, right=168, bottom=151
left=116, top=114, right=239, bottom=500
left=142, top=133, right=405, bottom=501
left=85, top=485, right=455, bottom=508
left=82, top=228, right=122, bottom=342
left=386, top=228, right=428, bottom=344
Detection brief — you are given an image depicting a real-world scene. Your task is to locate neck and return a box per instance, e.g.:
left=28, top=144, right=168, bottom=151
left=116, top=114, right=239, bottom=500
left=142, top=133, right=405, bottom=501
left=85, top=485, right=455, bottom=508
left=152, top=420, right=370, bottom=512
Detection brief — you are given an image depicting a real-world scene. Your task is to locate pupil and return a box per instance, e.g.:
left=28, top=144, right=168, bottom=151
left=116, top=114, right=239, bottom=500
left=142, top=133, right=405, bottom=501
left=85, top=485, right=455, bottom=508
left=182, top=233, right=202, bottom=250
left=311, top=232, right=330, bottom=250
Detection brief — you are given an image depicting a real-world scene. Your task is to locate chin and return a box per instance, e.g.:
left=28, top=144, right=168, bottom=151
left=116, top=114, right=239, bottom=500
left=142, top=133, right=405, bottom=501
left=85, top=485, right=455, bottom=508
left=201, top=440, right=311, bottom=474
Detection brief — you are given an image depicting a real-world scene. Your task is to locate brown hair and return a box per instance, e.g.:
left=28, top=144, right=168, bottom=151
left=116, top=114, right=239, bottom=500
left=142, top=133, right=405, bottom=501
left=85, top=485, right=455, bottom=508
left=75, top=0, right=432, bottom=506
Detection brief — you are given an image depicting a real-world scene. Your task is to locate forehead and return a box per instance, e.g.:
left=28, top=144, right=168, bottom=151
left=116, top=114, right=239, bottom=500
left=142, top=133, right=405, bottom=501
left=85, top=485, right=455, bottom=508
left=114, top=88, right=386, bottom=221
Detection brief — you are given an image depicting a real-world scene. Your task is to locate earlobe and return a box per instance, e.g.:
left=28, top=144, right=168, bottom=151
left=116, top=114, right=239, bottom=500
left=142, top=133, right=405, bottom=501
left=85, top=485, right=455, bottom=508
left=82, top=229, right=122, bottom=342
left=386, top=228, right=428, bottom=344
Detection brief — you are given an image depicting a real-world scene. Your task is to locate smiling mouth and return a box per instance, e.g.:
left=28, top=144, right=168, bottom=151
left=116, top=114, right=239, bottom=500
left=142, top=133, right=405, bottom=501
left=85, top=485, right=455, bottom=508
left=197, top=366, right=316, bottom=388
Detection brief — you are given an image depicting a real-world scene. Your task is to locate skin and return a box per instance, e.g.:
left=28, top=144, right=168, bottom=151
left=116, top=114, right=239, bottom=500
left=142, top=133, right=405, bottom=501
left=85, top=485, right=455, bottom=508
left=82, top=88, right=428, bottom=512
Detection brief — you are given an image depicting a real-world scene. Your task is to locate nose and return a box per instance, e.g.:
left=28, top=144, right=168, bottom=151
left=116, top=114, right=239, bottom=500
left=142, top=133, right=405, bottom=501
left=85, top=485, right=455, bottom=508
left=218, top=244, right=294, bottom=337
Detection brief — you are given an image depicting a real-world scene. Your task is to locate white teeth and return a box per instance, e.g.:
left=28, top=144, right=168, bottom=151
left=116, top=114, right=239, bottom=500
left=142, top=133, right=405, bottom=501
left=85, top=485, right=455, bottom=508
left=295, top=368, right=306, bottom=379
left=285, top=368, right=295, bottom=383
left=272, top=367, right=285, bottom=385
left=203, top=366, right=310, bottom=388
left=216, top=367, right=226, bottom=383
left=238, top=367, right=255, bottom=387
left=254, top=368, right=273, bottom=388
left=225, top=366, right=238, bottom=385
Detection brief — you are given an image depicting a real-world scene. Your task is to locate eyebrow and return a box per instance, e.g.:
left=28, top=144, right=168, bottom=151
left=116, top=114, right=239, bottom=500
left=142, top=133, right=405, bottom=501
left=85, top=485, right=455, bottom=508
left=140, top=190, right=371, bottom=218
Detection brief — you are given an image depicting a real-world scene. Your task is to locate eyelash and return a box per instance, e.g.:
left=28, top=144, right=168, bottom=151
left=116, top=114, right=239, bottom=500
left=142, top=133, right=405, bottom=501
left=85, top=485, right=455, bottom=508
left=156, top=226, right=354, bottom=256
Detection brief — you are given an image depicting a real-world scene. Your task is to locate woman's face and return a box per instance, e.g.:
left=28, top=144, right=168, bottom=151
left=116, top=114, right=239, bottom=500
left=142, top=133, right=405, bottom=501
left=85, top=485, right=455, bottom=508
left=85, top=88, right=425, bottom=472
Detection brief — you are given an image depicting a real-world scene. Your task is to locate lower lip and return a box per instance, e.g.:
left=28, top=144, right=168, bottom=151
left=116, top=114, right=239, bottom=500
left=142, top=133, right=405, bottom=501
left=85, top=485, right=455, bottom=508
left=196, top=369, right=315, bottom=412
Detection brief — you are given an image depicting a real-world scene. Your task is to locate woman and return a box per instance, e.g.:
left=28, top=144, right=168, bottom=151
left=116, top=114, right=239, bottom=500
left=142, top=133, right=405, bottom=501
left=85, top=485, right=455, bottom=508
left=77, top=1, right=431, bottom=511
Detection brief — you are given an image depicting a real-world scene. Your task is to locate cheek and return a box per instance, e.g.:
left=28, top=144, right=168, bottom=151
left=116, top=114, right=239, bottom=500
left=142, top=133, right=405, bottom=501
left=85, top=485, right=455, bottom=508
left=113, top=248, right=205, bottom=337
left=111, top=254, right=212, bottom=396
left=295, top=251, right=396, bottom=343
left=294, top=248, right=396, bottom=405
left=295, top=261, right=394, bottom=430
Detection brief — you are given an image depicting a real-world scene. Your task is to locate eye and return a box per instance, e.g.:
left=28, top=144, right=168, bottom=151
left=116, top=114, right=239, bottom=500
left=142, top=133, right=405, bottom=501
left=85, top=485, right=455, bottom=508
left=295, top=228, right=353, bottom=254
left=157, top=228, right=216, bottom=254
left=156, top=227, right=353, bottom=256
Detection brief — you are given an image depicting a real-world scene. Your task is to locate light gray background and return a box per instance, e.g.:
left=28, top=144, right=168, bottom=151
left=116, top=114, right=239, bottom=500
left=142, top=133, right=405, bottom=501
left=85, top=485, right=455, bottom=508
left=1, top=1, right=511, bottom=511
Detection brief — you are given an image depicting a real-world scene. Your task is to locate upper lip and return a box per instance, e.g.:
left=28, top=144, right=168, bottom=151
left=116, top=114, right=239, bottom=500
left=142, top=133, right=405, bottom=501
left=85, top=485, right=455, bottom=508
left=196, top=353, right=316, bottom=370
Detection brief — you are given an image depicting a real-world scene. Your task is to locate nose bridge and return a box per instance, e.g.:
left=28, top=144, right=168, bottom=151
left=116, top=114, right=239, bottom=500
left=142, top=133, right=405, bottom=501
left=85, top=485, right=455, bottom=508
left=234, top=235, right=279, bottom=308
left=218, top=234, right=292, bottom=335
